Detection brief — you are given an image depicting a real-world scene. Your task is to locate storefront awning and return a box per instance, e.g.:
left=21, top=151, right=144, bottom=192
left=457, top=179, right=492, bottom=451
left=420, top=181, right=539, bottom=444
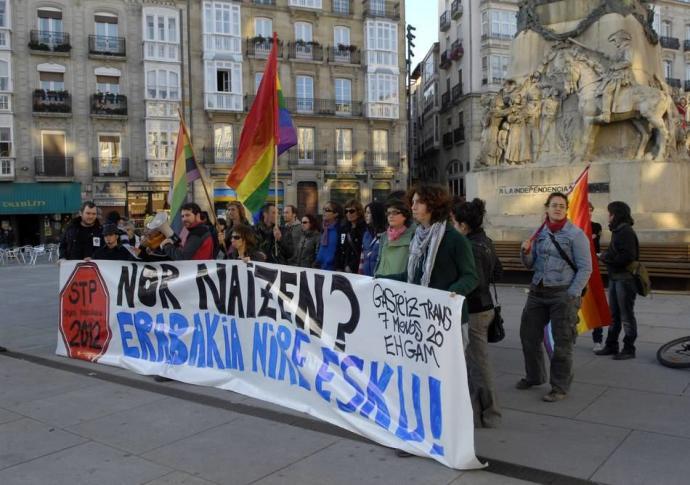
left=0, top=182, right=81, bottom=214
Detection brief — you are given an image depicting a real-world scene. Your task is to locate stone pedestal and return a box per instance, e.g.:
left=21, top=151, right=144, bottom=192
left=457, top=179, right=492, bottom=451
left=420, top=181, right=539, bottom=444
left=466, top=160, right=690, bottom=243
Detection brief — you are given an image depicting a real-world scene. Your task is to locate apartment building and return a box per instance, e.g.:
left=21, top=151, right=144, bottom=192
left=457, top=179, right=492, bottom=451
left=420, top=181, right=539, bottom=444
left=653, top=0, right=690, bottom=98
left=410, top=0, right=517, bottom=195
left=1, top=0, right=407, bottom=245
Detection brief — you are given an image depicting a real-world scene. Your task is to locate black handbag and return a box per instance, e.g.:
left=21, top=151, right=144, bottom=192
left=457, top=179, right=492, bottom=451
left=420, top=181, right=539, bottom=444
left=487, top=282, right=505, bottom=343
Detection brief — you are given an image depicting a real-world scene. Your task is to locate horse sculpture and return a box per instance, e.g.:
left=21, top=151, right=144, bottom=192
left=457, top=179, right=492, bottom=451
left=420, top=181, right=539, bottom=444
left=549, top=46, right=674, bottom=162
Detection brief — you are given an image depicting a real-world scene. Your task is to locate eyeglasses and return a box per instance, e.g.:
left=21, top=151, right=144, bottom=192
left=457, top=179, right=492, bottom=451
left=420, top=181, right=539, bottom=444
left=231, top=235, right=242, bottom=240
left=548, top=204, right=567, bottom=209
left=344, top=209, right=356, bottom=214
left=323, top=208, right=334, bottom=213
left=387, top=210, right=402, bottom=216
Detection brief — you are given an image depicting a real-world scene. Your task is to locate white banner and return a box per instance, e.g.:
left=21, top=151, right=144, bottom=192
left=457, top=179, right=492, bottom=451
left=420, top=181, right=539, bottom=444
left=57, top=260, right=482, bottom=469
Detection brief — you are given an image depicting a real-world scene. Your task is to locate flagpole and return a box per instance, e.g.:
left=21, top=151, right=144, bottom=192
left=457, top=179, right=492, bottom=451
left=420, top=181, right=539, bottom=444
left=177, top=108, right=217, bottom=225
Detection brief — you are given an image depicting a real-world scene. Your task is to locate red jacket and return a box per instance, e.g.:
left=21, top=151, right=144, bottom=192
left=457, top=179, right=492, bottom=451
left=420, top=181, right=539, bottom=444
left=164, top=222, right=215, bottom=260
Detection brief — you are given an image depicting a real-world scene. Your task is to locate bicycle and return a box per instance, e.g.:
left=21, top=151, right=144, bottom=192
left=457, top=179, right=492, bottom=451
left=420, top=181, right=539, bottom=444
left=657, top=337, right=690, bottom=369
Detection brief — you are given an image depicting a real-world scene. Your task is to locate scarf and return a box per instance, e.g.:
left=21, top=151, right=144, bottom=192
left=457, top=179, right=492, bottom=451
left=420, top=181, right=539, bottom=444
left=546, top=218, right=567, bottom=233
left=406, top=221, right=446, bottom=287
left=321, top=220, right=333, bottom=246
left=387, top=225, right=407, bottom=242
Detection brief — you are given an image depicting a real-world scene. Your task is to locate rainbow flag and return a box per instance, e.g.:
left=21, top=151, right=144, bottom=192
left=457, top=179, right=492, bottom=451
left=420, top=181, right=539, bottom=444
left=567, top=166, right=611, bottom=334
left=226, top=33, right=296, bottom=213
left=168, top=117, right=201, bottom=232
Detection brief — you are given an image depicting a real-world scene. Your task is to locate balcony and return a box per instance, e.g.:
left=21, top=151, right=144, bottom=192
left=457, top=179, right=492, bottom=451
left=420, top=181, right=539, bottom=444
left=145, top=100, right=180, bottom=118
left=481, top=32, right=513, bottom=43
left=0, top=158, right=15, bottom=180
left=91, top=93, right=127, bottom=116
left=443, top=132, right=453, bottom=149
left=450, top=40, right=464, bottom=60
left=143, top=41, right=179, bottom=62
left=332, top=153, right=365, bottom=172
left=288, top=0, right=324, bottom=9
left=205, top=92, right=243, bottom=111
left=440, top=50, right=451, bottom=69
left=454, top=125, right=465, bottom=144
left=666, top=77, right=682, bottom=88
left=88, top=35, right=126, bottom=57
left=203, top=34, right=242, bottom=56
left=252, top=0, right=275, bottom=4
left=685, top=80, right=690, bottom=92
left=204, top=147, right=235, bottom=165
left=440, top=11, right=451, bottom=32
left=451, top=0, right=462, bottom=19
left=286, top=149, right=328, bottom=168
left=660, top=36, right=680, bottom=50
left=441, top=92, right=451, bottom=112
left=423, top=136, right=438, bottom=153
left=33, top=90, right=71, bottom=114
left=92, top=157, right=129, bottom=177
left=245, top=37, right=283, bottom=58
left=332, top=0, right=352, bottom=15
left=362, top=0, right=400, bottom=20
left=35, top=156, right=74, bottom=177
left=452, top=82, right=463, bottom=103
left=246, top=95, right=362, bottom=116
left=327, top=45, right=361, bottom=64
left=287, top=42, right=323, bottom=62
left=147, top=160, right=173, bottom=180
left=685, top=40, right=690, bottom=51
left=365, top=152, right=399, bottom=170
left=29, top=30, right=71, bottom=53
left=365, top=102, right=399, bottom=119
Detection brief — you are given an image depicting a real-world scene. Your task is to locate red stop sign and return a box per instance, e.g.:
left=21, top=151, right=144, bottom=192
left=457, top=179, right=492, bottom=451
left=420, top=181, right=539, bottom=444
left=59, top=262, right=112, bottom=362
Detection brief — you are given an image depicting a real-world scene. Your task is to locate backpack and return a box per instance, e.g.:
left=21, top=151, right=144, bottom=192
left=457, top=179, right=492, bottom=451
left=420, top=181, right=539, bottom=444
left=626, top=261, right=651, bottom=297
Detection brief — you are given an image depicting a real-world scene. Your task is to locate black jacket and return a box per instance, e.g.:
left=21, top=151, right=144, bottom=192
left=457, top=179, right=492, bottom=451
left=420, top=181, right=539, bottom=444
left=601, top=222, right=638, bottom=279
left=335, top=219, right=366, bottom=272
left=255, top=222, right=281, bottom=263
left=163, top=222, right=214, bottom=260
left=93, top=244, right=135, bottom=261
left=466, top=229, right=503, bottom=314
left=59, top=217, right=103, bottom=260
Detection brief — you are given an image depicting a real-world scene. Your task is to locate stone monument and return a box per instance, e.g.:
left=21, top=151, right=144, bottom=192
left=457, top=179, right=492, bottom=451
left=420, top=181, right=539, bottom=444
left=467, top=0, right=690, bottom=243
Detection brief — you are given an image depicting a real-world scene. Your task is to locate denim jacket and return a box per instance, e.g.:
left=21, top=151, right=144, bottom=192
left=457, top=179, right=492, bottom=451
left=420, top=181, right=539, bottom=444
left=521, top=221, right=592, bottom=297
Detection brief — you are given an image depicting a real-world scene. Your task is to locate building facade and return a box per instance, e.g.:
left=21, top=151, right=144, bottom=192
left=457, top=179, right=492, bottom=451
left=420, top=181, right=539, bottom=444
left=2, top=0, right=407, bottom=245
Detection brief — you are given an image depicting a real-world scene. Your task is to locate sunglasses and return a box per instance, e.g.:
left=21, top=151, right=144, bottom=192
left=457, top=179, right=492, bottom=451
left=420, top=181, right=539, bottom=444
left=231, top=235, right=242, bottom=240
left=387, top=210, right=402, bottom=216
left=344, top=209, right=356, bottom=214
left=323, top=208, right=334, bottom=213
left=301, top=220, right=310, bottom=224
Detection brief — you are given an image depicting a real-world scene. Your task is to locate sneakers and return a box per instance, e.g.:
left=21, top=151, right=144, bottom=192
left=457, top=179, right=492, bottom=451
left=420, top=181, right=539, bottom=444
left=516, top=378, right=543, bottom=390
left=594, top=346, right=618, bottom=356
left=542, top=390, right=567, bottom=402
left=613, top=351, right=636, bottom=360
left=592, top=342, right=605, bottom=353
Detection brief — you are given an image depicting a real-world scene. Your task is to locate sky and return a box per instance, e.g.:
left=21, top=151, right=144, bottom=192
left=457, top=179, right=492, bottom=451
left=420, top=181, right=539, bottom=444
left=406, top=0, right=438, bottom=67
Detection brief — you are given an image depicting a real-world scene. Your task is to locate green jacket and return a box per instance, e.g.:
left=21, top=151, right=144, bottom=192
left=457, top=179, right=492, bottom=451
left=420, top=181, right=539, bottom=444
left=383, top=222, right=478, bottom=322
left=374, top=225, right=415, bottom=277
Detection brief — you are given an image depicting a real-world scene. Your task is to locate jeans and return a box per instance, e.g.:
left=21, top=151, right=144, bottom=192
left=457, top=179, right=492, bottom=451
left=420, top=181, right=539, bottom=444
left=605, top=278, right=638, bottom=352
left=467, top=309, right=501, bottom=427
left=520, top=286, right=580, bottom=394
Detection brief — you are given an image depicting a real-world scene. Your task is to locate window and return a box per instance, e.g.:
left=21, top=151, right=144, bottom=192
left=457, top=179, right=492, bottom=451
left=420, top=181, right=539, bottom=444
left=336, top=129, right=352, bottom=162
left=94, top=13, right=119, bottom=53
left=0, top=1, right=6, bottom=28
left=39, top=71, right=64, bottom=91
left=147, top=126, right=178, bottom=159
left=96, top=75, right=120, bottom=94
left=661, top=20, right=672, bottom=38
left=0, top=60, right=8, bottom=91
left=214, top=124, right=234, bottom=162
left=424, top=55, right=435, bottom=81
left=423, top=83, right=435, bottom=107
left=37, top=7, right=64, bottom=46
left=297, top=127, right=314, bottom=162
left=335, top=78, right=352, bottom=114
left=447, top=161, right=464, bottom=197
left=255, top=72, right=263, bottom=93
left=295, top=22, right=312, bottom=42
left=289, top=0, right=322, bottom=9
left=255, top=17, right=272, bottom=38
left=482, top=9, right=516, bottom=39
left=0, top=94, right=9, bottom=110
left=365, top=20, right=398, bottom=67
left=334, top=26, right=350, bottom=47
left=664, top=60, right=673, bottom=78
left=333, top=0, right=350, bottom=15
left=296, top=75, right=314, bottom=112
left=97, top=135, right=122, bottom=175
left=203, top=1, right=241, bottom=53
left=0, top=127, right=11, bottom=157
left=144, top=11, right=177, bottom=42
left=146, top=69, right=180, bottom=99
left=490, top=55, right=510, bottom=83
left=367, top=73, right=398, bottom=104
left=372, top=129, right=388, bottom=154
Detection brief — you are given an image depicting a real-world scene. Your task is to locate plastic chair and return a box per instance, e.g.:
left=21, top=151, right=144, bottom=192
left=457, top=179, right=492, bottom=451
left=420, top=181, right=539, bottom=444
left=31, top=245, right=46, bottom=265
left=5, top=247, right=23, bottom=264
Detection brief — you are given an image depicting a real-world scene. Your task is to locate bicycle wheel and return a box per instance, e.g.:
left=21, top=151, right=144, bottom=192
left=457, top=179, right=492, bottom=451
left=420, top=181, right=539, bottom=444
left=657, top=337, right=690, bottom=369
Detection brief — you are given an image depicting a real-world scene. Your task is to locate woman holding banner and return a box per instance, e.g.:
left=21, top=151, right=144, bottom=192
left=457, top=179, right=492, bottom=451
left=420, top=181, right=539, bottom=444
left=518, top=192, right=591, bottom=403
